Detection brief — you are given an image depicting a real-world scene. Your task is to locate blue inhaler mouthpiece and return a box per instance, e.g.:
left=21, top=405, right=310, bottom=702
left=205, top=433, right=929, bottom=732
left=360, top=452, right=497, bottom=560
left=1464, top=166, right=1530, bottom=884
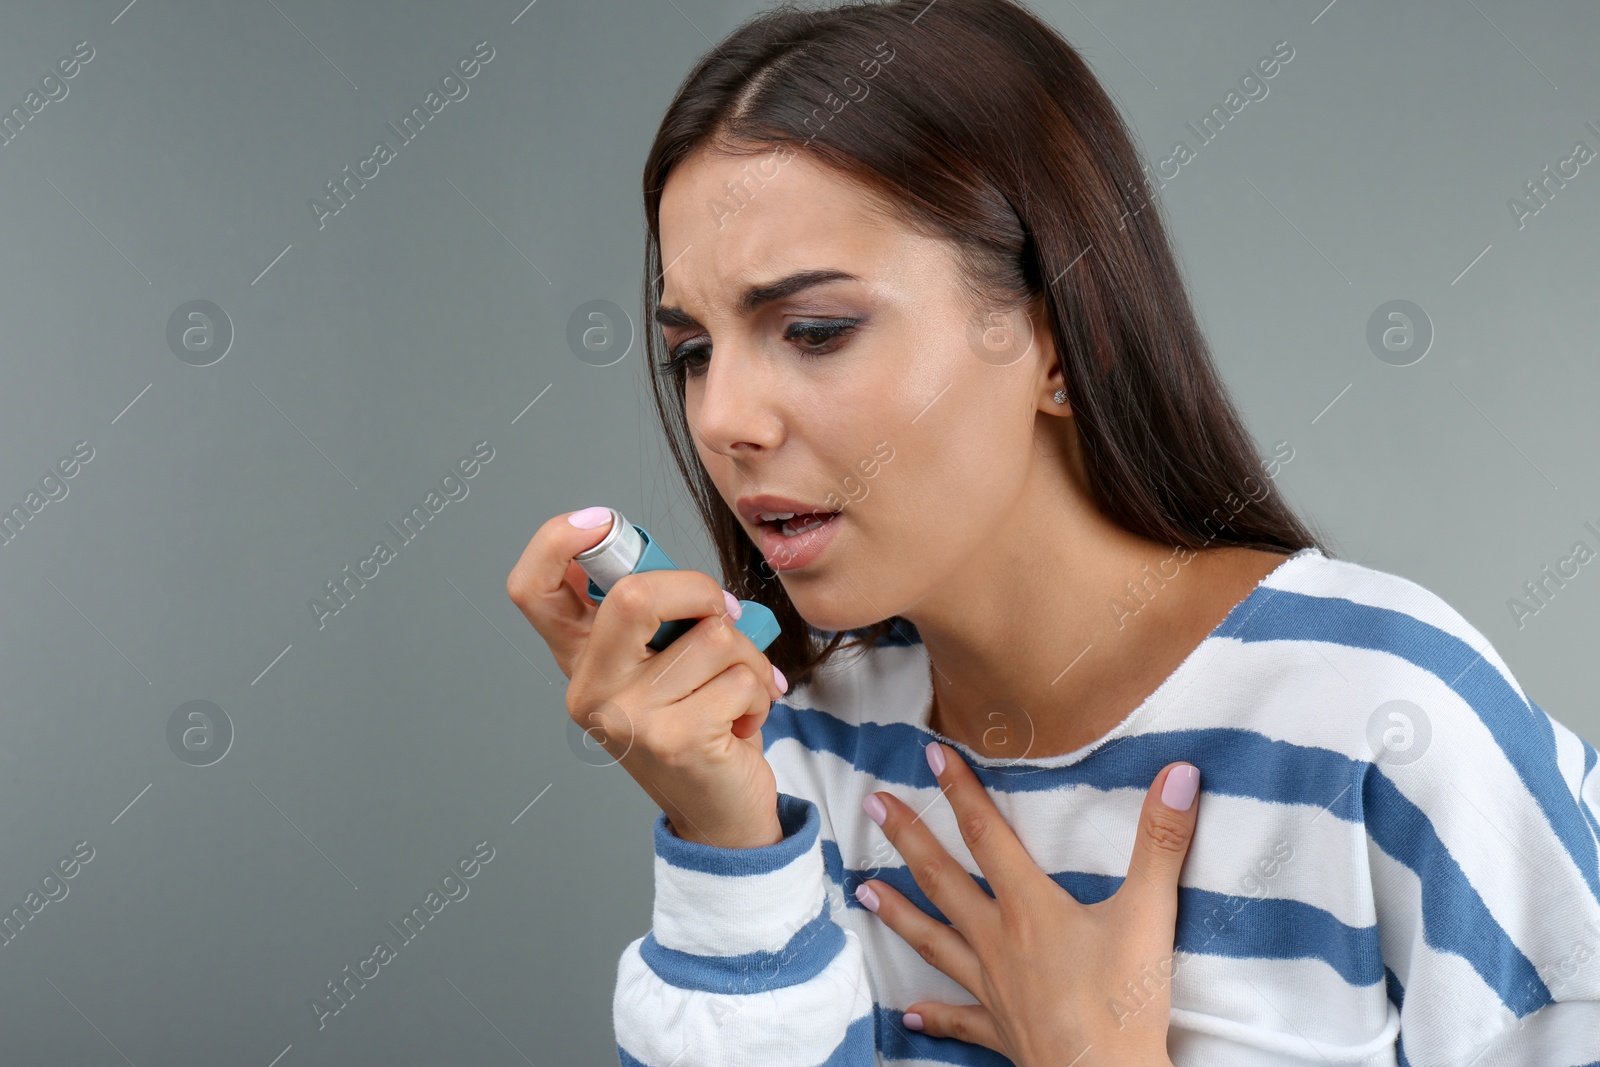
left=573, top=507, right=781, bottom=652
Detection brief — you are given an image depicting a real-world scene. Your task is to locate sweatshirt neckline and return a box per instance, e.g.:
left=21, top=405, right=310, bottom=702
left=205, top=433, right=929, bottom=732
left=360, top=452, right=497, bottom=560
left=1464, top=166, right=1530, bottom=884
left=910, top=545, right=1323, bottom=771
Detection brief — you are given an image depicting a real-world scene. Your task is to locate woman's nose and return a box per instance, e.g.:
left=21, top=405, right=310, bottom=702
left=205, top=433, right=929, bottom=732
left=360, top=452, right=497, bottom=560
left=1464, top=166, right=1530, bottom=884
left=692, top=345, right=784, bottom=455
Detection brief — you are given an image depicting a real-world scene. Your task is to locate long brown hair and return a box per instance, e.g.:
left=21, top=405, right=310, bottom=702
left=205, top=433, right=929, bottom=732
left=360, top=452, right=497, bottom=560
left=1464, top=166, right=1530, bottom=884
left=640, top=0, right=1330, bottom=686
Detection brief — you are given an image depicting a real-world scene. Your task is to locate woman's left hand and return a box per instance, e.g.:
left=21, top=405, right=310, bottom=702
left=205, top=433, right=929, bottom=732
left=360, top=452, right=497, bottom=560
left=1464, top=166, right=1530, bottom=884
left=854, top=741, right=1200, bottom=1067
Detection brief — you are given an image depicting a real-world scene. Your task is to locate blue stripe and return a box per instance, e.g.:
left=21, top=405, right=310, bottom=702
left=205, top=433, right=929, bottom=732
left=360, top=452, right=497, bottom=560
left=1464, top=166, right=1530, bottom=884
left=824, top=838, right=1384, bottom=986
left=1218, top=587, right=1600, bottom=906
left=767, top=702, right=1365, bottom=808
left=817, top=1012, right=876, bottom=1065
left=874, top=619, right=922, bottom=647
left=653, top=790, right=816, bottom=875
left=1385, top=967, right=1410, bottom=1067
left=809, top=618, right=923, bottom=648
left=1363, top=765, right=1552, bottom=1015
left=873, top=1003, right=1016, bottom=1065
left=1573, top=723, right=1600, bottom=848
left=774, top=705, right=1546, bottom=1013
left=638, top=900, right=845, bottom=993
left=1384, top=964, right=1405, bottom=1012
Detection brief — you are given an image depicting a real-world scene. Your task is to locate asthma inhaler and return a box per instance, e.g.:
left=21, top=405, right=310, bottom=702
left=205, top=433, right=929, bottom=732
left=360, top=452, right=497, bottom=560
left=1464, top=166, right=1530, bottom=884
left=574, top=507, right=781, bottom=653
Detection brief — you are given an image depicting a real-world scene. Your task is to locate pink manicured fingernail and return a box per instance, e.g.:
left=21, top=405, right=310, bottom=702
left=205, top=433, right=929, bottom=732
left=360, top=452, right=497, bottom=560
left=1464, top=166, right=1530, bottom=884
left=1161, top=764, right=1199, bottom=811
left=902, top=1012, right=924, bottom=1031
left=772, top=664, right=788, bottom=693
left=862, top=793, right=887, bottom=826
left=925, top=741, right=945, bottom=777
left=854, top=883, right=880, bottom=913
left=722, top=590, right=743, bottom=619
left=568, top=506, right=612, bottom=529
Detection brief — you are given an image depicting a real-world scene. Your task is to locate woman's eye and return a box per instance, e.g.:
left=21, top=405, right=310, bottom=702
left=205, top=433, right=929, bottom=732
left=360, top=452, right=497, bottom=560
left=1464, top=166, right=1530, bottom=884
left=657, top=319, right=859, bottom=379
left=785, top=319, right=858, bottom=355
left=660, top=340, right=709, bottom=376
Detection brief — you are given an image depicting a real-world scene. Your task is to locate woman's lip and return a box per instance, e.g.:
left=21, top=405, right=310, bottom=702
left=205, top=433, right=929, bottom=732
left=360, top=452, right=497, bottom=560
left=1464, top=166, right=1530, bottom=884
left=757, top=511, right=843, bottom=571
left=737, top=497, right=837, bottom=524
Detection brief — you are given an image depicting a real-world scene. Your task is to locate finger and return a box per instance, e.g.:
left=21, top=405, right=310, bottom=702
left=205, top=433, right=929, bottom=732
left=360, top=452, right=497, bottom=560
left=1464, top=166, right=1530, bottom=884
left=634, top=600, right=783, bottom=705
left=865, top=788, right=999, bottom=945
left=854, top=877, right=985, bottom=998
left=924, top=741, right=1051, bottom=916
left=582, top=567, right=749, bottom=688
left=504, top=509, right=619, bottom=658
left=505, top=507, right=616, bottom=619
left=898, top=1000, right=1002, bottom=1052
left=677, top=659, right=775, bottom=739
left=729, top=705, right=768, bottom=740
left=727, top=666, right=775, bottom=739
left=1116, top=761, right=1201, bottom=924
left=563, top=558, right=597, bottom=604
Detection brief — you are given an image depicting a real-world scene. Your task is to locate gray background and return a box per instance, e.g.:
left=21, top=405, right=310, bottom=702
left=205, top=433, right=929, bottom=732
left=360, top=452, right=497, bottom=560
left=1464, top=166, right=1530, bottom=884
left=0, top=0, right=1595, bottom=1063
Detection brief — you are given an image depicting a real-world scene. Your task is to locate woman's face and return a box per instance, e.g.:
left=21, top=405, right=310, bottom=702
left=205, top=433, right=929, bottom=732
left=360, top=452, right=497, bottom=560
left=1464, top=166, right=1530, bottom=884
left=656, top=144, right=1062, bottom=633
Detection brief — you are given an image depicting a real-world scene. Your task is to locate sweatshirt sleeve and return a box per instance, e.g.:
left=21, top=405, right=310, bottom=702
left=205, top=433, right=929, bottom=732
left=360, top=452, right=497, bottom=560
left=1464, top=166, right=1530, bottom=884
left=1456, top=708, right=1600, bottom=1067
left=612, top=791, right=877, bottom=1067
left=1365, top=674, right=1600, bottom=1066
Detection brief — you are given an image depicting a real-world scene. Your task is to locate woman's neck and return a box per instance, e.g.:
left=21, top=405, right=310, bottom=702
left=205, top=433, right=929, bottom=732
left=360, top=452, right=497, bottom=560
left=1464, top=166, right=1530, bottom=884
left=906, top=493, right=1285, bottom=762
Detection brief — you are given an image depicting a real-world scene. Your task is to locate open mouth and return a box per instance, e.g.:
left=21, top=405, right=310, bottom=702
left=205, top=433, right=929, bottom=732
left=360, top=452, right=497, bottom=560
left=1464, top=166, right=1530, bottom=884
left=749, top=507, right=845, bottom=571
left=755, top=510, right=841, bottom=537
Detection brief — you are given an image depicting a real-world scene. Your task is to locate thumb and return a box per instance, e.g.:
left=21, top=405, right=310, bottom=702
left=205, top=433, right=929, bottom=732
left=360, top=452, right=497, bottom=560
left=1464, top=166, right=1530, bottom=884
left=1121, top=761, right=1200, bottom=918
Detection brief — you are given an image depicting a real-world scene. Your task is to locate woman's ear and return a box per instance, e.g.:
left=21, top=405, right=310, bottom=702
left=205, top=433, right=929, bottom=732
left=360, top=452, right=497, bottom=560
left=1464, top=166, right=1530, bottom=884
left=1041, top=359, right=1070, bottom=418
left=1029, top=296, right=1069, bottom=417
left=1043, top=367, right=1069, bottom=415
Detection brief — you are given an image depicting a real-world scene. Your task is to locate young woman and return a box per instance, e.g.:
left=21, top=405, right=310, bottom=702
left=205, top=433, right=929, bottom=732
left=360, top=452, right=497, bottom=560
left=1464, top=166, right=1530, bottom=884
left=507, top=1, right=1600, bottom=1063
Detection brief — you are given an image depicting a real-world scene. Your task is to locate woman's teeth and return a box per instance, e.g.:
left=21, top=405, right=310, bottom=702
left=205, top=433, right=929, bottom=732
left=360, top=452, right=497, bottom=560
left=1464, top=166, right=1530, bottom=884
left=780, top=514, right=832, bottom=537
left=752, top=509, right=839, bottom=535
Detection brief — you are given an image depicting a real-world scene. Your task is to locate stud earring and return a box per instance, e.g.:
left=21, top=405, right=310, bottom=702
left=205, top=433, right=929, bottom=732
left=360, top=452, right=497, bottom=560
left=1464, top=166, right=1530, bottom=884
left=1052, top=388, right=1068, bottom=404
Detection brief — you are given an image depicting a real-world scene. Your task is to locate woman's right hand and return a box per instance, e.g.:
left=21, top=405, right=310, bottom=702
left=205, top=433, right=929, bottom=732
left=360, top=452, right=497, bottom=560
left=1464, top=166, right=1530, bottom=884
left=505, top=508, right=789, bottom=850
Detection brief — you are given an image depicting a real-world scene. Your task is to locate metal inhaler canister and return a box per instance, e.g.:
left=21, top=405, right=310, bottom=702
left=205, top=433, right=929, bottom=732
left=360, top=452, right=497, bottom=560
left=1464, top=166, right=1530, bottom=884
left=573, top=507, right=781, bottom=652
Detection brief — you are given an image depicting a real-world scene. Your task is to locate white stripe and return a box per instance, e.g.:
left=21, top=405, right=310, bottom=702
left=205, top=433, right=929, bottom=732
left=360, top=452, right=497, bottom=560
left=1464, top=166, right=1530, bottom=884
left=1585, top=750, right=1600, bottom=855
left=1366, top=843, right=1526, bottom=1061
left=1555, top=720, right=1600, bottom=858
left=845, top=907, right=1402, bottom=1061
left=1265, top=553, right=1530, bottom=709
left=1361, top=682, right=1600, bottom=984
left=1156, top=636, right=1600, bottom=975
left=1367, top=845, right=1420, bottom=993
left=1167, top=955, right=1399, bottom=1063
left=1467, top=997, right=1600, bottom=1066
left=842, top=909, right=1402, bottom=1061
left=795, top=639, right=923, bottom=728
left=775, top=732, right=1374, bottom=931
left=614, top=931, right=873, bottom=1067
left=650, top=834, right=829, bottom=957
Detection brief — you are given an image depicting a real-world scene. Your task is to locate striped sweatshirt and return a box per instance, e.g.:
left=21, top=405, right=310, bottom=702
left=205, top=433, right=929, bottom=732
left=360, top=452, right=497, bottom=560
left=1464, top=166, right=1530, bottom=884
left=612, top=546, right=1600, bottom=1066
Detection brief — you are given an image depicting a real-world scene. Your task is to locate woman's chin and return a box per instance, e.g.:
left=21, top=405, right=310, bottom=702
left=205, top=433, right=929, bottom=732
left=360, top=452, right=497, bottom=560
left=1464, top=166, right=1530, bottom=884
left=783, top=591, right=883, bottom=637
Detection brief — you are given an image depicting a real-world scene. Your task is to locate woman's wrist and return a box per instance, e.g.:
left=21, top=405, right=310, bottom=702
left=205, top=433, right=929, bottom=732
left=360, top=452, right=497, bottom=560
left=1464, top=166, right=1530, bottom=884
left=1021, top=1042, right=1170, bottom=1067
left=666, top=812, right=783, bottom=848
left=663, top=794, right=787, bottom=849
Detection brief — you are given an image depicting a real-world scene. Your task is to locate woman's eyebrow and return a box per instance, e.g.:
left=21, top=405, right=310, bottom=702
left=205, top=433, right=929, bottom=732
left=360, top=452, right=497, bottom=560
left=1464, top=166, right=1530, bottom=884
left=655, top=268, right=858, bottom=327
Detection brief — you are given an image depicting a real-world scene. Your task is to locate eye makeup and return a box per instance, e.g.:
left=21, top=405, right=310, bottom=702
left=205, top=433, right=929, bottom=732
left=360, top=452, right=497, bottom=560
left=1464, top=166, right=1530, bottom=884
left=656, top=316, right=862, bottom=378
